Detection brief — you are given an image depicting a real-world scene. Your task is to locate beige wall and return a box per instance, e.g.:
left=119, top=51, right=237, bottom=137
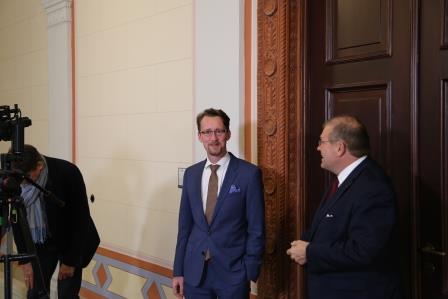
left=75, top=0, right=194, bottom=267
left=0, top=0, right=49, bottom=153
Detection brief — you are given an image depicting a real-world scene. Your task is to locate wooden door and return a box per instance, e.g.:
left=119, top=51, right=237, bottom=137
left=306, top=0, right=414, bottom=297
left=418, top=1, right=448, bottom=298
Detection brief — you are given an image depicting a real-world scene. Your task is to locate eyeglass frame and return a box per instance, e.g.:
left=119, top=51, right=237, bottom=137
left=199, top=128, right=228, bottom=137
left=317, top=139, right=337, bottom=146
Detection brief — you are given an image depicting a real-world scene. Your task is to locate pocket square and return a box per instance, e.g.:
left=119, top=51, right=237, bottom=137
left=325, top=213, right=334, bottom=218
left=229, top=184, right=241, bottom=194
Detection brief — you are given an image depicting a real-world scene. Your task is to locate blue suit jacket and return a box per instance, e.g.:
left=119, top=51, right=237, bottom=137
left=173, top=153, right=265, bottom=286
left=302, top=157, right=401, bottom=299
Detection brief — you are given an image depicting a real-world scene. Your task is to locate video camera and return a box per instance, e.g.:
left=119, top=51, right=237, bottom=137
left=0, top=104, right=31, bottom=153
left=0, top=104, right=32, bottom=198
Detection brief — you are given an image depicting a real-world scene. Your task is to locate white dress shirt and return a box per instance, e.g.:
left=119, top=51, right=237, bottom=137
left=201, top=152, right=231, bottom=212
left=337, top=155, right=367, bottom=186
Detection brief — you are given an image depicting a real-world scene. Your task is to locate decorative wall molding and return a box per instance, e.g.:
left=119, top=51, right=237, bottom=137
left=81, top=247, right=258, bottom=299
left=41, top=0, right=72, bottom=27
left=81, top=248, right=173, bottom=299
left=257, top=0, right=304, bottom=298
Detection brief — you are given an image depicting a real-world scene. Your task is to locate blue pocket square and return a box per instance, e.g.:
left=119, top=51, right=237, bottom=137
left=229, top=184, right=241, bottom=194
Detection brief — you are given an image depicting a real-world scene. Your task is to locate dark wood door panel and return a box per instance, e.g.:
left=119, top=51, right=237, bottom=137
left=326, top=0, right=392, bottom=63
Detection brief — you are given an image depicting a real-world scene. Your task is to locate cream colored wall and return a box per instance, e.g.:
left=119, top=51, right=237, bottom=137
left=0, top=0, right=49, bottom=153
left=75, top=0, right=193, bottom=267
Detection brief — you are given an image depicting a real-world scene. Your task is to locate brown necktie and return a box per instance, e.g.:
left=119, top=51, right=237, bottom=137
left=205, top=164, right=220, bottom=224
left=326, top=177, right=339, bottom=201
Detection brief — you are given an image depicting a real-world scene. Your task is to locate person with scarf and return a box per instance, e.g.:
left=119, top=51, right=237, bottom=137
left=11, top=144, right=99, bottom=299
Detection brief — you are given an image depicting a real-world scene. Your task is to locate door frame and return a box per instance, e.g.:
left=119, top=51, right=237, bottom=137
left=256, top=0, right=420, bottom=298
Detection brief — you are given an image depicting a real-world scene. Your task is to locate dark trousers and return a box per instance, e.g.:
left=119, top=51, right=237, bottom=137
left=184, top=259, right=250, bottom=299
left=27, top=243, right=82, bottom=299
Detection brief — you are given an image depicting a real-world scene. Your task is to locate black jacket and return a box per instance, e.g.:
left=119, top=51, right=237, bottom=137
left=13, top=156, right=99, bottom=268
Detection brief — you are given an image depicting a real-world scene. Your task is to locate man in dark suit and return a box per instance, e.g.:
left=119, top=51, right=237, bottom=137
left=287, top=115, right=401, bottom=299
left=172, top=108, right=265, bottom=299
left=11, top=144, right=100, bottom=299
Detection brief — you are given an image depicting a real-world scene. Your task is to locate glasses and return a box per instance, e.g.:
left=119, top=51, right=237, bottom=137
left=200, top=129, right=228, bottom=137
left=317, top=139, right=332, bottom=146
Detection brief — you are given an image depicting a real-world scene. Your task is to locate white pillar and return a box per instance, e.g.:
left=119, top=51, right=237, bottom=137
left=41, top=0, right=72, bottom=161
left=194, top=0, right=245, bottom=162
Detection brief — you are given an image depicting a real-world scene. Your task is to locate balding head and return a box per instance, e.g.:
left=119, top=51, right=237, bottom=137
left=324, top=115, right=370, bottom=158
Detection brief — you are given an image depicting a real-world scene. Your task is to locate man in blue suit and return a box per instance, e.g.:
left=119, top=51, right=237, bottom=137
left=172, top=108, right=265, bottom=299
left=287, top=115, right=401, bottom=299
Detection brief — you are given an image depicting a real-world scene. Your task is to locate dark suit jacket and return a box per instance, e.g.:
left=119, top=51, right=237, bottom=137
left=14, top=156, right=100, bottom=268
left=44, top=156, right=100, bottom=268
left=302, top=157, right=401, bottom=299
left=173, top=153, right=265, bottom=286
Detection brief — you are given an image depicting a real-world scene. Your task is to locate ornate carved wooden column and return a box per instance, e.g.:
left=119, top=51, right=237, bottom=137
left=257, top=0, right=306, bottom=298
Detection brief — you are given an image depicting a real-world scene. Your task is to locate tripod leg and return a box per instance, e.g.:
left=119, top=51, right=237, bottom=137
left=1, top=200, right=13, bottom=299
left=11, top=202, right=50, bottom=299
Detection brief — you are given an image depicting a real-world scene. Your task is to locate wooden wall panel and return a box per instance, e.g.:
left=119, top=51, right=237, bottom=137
left=326, top=0, right=392, bottom=63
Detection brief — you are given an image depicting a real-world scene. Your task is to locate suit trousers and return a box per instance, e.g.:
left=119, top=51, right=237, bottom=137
left=184, top=259, right=250, bottom=299
left=27, top=242, right=82, bottom=299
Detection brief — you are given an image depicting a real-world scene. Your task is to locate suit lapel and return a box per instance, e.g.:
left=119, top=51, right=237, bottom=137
left=209, top=154, right=239, bottom=226
left=191, top=160, right=209, bottom=227
left=309, top=158, right=371, bottom=240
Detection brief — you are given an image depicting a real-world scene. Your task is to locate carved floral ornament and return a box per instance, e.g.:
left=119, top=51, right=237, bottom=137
left=263, top=0, right=278, bottom=16
left=263, top=59, right=277, bottom=76
left=263, top=170, right=276, bottom=195
left=263, top=118, right=277, bottom=136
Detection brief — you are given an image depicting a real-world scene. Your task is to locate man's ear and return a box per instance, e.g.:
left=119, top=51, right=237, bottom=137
left=36, top=160, right=44, bottom=171
left=225, top=130, right=231, bottom=141
left=336, top=141, right=347, bottom=157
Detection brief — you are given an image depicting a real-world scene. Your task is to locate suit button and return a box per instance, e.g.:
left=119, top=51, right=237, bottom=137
left=208, top=230, right=211, bottom=235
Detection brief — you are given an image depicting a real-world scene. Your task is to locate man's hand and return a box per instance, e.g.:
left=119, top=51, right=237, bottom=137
left=172, top=276, right=184, bottom=298
left=58, top=263, right=75, bottom=280
left=21, top=262, right=34, bottom=289
left=286, top=240, right=309, bottom=265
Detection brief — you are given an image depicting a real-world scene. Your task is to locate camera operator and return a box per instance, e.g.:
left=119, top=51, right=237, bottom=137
left=10, top=144, right=99, bottom=299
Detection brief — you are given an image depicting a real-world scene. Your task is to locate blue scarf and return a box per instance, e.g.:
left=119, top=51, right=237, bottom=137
left=21, top=156, right=49, bottom=244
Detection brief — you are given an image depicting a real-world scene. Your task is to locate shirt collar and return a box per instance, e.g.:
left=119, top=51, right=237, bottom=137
left=205, top=152, right=230, bottom=169
left=337, top=156, right=367, bottom=186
